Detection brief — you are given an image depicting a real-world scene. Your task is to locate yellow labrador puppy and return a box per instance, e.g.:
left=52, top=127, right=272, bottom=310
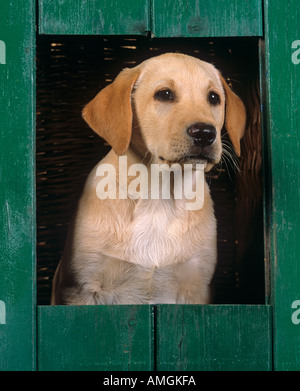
left=51, top=53, right=246, bottom=305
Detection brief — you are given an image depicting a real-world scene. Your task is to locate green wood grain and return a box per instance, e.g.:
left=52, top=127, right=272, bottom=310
left=156, top=305, right=272, bottom=371
left=38, top=305, right=154, bottom=370
left=0, top=0, right=36, bottom=371
left=264, top=0, right=300, bottom=371
left=152, top=0, right=262, bottom=37
left=39, top=0, right=150, bottom=35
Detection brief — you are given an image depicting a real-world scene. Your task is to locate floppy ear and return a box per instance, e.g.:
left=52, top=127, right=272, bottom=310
left=82, top=67, right=141, bottom=155
left=220, top=75, right=246, bottom=157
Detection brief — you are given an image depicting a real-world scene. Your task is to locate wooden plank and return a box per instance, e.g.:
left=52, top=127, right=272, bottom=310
left=0, top=0, right=36, bottom=371
left=156, top=305, right=272, bottom=371
left=152, top=0, right=262, bottom=37
left=39, top=0, right=150, bottom=35
left=259, top=39, right=272, bottom=305
left=38, top=305, right=154, bottom=370
left=264, top=0, right=300, bottom=371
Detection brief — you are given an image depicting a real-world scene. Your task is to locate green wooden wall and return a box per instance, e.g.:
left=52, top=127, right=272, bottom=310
left=39, top=0, right=151, bottom=35
left=264, top=0, right=300, bottom=371
left=156, top=305, right=272, bottom=371
left=0, top=0, right=36, bottom=371
left=37, top=305, right=271, bottom=371
left=0, top=0, right=299, bottom=371
left=39, top=0, right=262, bottom=37
left=152, top=0, right=262, bottom=37
left=38, top=306, right=154, bottom=371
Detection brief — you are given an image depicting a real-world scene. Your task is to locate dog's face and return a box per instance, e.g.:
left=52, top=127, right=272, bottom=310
left=132, top=54, right=225, bottom=170
left=82, top=53, right=246, bottom=171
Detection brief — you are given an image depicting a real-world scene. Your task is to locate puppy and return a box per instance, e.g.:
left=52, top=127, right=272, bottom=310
left=51, top=53, right=246, bottom=305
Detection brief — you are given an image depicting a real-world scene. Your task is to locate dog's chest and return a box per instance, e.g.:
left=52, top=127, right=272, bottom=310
left=127, top=199, right=194, bottom=267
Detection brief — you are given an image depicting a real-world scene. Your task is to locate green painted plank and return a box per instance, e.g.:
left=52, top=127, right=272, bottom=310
left=39, top=0, right=150, bottom=35
left=264, top=0, right=300, bottom=371
left=0, top=0, right=36, bottom=371
left=152, top=0, right=262, bottom=37
left=259, top=39, right=272, bottom=305
left=156, top=305, right=272, bottom=371
left=38, top=305, right=154, bottom=371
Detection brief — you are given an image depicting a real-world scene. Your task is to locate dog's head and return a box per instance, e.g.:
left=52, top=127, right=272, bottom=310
left=82, top=53, right=246, bottom=171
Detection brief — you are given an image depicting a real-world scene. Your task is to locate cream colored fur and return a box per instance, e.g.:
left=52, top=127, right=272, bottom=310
left=51, top=53, right=246, bottom=305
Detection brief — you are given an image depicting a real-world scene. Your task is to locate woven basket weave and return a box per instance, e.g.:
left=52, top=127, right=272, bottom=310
left=36, top=35, right=264, bottom=305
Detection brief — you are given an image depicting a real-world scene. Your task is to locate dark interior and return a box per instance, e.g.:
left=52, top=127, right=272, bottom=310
left=36, top=35, right=265, bottom=305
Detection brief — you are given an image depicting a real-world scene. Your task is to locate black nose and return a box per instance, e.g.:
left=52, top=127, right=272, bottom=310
left=187, top=123, right=217, bottom=148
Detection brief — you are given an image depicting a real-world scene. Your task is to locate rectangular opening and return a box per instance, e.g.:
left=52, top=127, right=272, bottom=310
left=36, top=35, right=266, bottom=306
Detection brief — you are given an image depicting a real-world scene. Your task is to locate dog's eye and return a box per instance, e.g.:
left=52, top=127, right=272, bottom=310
left=154, top=89, right=175, bottom=102
left=208, top=91, right=221, bottom=106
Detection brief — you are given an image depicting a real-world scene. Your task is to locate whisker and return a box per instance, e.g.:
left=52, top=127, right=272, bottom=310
left=221, top=139, right=241, bottom=176
left=224, top=77, right=243, bottom=88
left=205, top=169, right=212, bottom=186
left=224, top=151, right=240, bottom=175
left=221, top=154, right=234, bottom=182
left=141, top=150, right=152, bottom=165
